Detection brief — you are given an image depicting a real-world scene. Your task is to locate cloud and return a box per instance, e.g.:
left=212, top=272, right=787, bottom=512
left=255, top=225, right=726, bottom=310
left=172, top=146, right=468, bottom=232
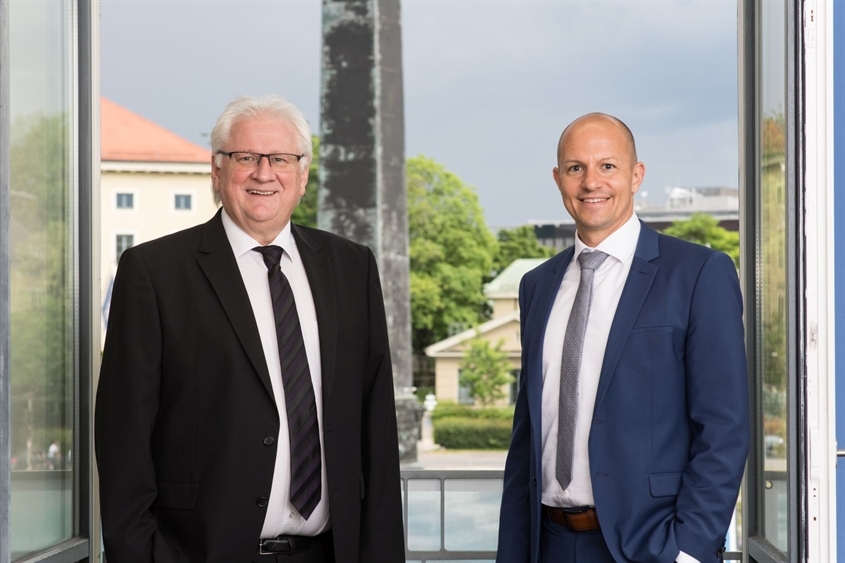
left=102, top=0, right=738, bottom=225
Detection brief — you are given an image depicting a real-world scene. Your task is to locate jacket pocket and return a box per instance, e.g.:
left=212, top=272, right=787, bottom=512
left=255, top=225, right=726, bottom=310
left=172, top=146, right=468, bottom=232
left=649, top=472, right=682, bottom=497
left=154, top=481, right=198, bottom=510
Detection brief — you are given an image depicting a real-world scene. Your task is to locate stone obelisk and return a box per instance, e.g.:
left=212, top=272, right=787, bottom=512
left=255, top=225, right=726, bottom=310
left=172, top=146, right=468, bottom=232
left=319, top=0, right=421, bottom=462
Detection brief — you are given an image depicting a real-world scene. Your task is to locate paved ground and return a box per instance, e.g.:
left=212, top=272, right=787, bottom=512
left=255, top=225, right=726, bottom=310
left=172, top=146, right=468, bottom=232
left=403, top=446, right=508, bottom=470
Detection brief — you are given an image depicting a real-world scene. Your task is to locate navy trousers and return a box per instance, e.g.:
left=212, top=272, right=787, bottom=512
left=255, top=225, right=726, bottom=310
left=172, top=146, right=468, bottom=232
left=540, top=517, right=616, bottom=563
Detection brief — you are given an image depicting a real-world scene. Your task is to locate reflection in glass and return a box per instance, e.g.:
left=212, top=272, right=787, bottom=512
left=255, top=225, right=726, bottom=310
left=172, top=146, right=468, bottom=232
left=443, top=479, right=501, bottom=551
left=407, top=479, right=441, bottom=551
left=9, top=0, right=76, bottom=559
left=759, top=0, right=788, bottom=553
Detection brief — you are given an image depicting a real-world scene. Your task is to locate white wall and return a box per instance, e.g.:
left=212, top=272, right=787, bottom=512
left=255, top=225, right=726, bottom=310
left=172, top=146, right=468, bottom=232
left=100, top=162, right=216, bottom=344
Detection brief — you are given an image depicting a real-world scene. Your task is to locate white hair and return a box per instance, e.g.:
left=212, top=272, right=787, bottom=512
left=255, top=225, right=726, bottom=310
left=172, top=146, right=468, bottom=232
left=210, top=94, right=312, bottom=206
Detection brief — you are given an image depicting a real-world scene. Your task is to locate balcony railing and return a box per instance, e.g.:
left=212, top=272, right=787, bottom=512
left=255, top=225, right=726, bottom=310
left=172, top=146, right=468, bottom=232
left=400, top=469, right=742, bottom=562
left=402, top=469, right=502, bottom=562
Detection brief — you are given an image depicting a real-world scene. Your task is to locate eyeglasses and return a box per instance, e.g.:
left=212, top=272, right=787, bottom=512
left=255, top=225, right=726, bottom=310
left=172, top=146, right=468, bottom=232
left=217, top=150, right=304, bottom=172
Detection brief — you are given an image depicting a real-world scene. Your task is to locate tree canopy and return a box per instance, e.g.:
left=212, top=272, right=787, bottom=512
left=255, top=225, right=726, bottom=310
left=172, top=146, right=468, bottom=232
left=663, top=212, right=739, bottom=267
left=491, top=225, right=554, bottom=279
left=407, top=156, right=498, bottom=352
left=290, top=136, right=319, bottom=227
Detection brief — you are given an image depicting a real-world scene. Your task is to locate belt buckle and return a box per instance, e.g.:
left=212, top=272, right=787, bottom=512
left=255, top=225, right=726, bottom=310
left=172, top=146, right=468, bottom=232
left=259, top=535, right=311, bottom=555
left=258, top=537, right=291, bottom=555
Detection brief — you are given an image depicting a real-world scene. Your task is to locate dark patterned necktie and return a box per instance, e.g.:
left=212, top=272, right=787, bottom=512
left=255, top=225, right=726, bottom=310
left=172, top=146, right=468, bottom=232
left=556, top=249, right=609, bottom=490
left=254, top=245, right=321, bottom=520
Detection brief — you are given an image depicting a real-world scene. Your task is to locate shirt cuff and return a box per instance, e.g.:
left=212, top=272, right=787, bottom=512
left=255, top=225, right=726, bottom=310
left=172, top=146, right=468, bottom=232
left=676, top=550, right=702, bottom=563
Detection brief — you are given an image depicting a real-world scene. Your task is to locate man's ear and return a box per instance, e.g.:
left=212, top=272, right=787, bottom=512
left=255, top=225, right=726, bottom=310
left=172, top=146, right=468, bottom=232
left=631, top=161, right=646, bottom=194
left=299, top=167, right=309, bottom=197
left=211, top=154, right=221, bottom=185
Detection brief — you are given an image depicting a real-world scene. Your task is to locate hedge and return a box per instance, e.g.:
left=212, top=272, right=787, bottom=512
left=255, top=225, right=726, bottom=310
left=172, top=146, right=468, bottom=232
left=433, top=416, right=513, bottom=450
left=430, top=401, right=515, bottom=421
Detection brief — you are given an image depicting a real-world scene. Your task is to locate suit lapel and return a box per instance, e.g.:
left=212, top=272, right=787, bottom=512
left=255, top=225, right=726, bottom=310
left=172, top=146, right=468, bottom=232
left=293, top=225, right=338, bottom=404
left=196, top=211, right=275, bottom=397
left=594, top=223, right=659, bottom=411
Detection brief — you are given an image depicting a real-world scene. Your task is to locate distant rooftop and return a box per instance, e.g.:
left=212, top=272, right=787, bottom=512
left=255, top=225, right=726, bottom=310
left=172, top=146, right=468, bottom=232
left=101, top=97, right=210, bottom=163
left=530, top=186, right=739, bottom=226
left=484, top=258, right=548, bottom=298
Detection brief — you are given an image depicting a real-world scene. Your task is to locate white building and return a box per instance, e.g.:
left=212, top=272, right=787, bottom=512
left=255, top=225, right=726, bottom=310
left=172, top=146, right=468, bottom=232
left=425, top=258, right=547, bottom=405
left=100, top=98, right=216, bottom=339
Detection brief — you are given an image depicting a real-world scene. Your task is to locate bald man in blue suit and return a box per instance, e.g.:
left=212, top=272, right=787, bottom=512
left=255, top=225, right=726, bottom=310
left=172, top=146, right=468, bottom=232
left=496, top=113, right=749, bottom=563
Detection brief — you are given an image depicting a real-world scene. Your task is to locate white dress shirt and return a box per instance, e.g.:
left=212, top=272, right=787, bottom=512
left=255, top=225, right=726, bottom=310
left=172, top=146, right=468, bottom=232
left=540, top=213, right=640, bottom=509
left=221, top=209, right=330, bottom=537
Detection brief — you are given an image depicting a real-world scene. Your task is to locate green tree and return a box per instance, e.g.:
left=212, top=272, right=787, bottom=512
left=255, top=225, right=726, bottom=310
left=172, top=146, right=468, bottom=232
left=491, top=225, right=554, bottom=279
left=9, top=112, right=75, bottom=457
left=663, top=213, right=739, bottom=267
left=458, top=336, right=514, bottom=406
left=408, top=156, right=498, bottom=351
left=291, top=135, right=319, bottom=227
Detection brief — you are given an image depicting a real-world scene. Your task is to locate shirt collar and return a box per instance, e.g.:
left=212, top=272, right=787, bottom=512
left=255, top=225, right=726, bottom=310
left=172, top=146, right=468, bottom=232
left=573, top=212, right=641, bottom=264
left=220, top=208, right=294, bottom=258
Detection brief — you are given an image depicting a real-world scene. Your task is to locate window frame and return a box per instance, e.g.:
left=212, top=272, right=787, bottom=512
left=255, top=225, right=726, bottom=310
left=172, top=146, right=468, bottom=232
left=0, top=0, right=97, bottom=561
left=173, top=193, right=193, bottom=211
left=115, top=191, right=135, bottom=210
left=740, top=1, right=806, bottom=562
left=115, top=233, right=135, bottom=264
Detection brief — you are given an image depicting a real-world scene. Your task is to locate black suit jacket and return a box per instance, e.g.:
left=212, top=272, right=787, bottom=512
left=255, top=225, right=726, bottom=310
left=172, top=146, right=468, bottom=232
left=95, top=211, right=405, bottom=562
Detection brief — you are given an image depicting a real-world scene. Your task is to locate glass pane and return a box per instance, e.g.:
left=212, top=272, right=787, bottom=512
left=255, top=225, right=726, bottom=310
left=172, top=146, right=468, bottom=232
left=443, top=478, right=501, bottom=551
left=9, top=0, right=76, bottom=559
left=407, top=479, right=441, bottom=551
left=758, top=0, right=788, bottom=553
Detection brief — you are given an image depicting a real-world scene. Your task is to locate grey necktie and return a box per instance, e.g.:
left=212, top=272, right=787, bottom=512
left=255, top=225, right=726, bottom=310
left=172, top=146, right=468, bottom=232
left=556, top=249, right=609, bottom=491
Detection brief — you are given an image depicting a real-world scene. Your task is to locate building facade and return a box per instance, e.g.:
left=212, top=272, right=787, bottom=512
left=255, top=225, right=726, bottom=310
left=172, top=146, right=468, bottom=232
left=100, top=98, right=214, bottom=340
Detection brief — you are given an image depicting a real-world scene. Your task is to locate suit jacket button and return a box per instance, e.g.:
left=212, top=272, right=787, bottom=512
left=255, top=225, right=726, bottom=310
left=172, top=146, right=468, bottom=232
left=263, top=436, right=275, bottom=446
left=532, top=478, right=537, bottom=486
left=257, top=497, right=268, bottom=508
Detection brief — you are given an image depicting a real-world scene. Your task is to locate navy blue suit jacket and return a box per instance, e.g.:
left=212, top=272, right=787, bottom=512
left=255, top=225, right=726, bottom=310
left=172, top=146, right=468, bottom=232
left=497, top=222, right=749, bottom=563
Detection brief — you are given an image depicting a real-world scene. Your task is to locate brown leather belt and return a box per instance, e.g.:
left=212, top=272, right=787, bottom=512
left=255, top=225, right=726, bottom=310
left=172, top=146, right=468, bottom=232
left=543, top=505, right=601, bottom=532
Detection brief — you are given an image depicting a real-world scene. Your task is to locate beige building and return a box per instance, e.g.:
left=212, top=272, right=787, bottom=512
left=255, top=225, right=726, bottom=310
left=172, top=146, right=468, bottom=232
left=100, top=98, right=217, bottom=339
left=425, top=258, right=547, bottom=405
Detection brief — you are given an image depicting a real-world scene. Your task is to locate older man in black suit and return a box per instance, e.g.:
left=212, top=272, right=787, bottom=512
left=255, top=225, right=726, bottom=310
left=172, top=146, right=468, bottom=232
left=95, top=95, right=405, bottom=563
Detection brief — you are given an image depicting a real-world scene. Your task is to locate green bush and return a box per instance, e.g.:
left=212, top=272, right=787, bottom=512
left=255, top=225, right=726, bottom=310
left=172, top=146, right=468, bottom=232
left=431, top=401, right=514, bottom=421
left=433, top=416, right=513, bottom=450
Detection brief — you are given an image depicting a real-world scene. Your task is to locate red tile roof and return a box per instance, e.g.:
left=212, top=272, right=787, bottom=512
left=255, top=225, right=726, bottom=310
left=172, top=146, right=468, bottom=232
left=101, top=97, right=210, bottom=163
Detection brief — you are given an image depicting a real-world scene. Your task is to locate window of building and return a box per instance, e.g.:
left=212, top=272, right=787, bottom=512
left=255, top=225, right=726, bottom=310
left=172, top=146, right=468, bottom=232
left=457, top=383, right=474, bottom=405
left=174, top=194, right=192, bottom=210
left=116, top=234, right=134, bottom=262
left=116, top=192, right=133, bottom=209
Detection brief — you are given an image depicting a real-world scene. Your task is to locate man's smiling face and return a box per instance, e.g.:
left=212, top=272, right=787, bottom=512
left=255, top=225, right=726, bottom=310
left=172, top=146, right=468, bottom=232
left=212, top=115, right=308, bottom=245
left=553, top=116, right=645, bottom=247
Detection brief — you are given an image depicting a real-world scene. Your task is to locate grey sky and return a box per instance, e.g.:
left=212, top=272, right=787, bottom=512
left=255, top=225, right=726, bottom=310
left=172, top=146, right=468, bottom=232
left=101, top=0, right=738, bottom=228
